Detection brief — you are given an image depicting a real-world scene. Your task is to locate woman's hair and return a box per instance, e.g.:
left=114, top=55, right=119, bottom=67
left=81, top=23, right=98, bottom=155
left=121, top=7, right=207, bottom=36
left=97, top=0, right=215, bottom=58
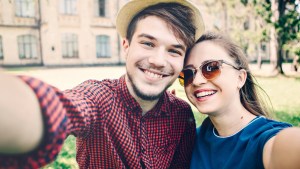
left=126, top=3, right=196, bottom=49
left=187, top=32, right=272, bottom=117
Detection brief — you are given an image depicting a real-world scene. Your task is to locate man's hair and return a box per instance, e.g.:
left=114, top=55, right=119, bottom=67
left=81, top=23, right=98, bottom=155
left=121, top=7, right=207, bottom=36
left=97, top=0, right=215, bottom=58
left=188, top=32, right=272, bottom=117
left=126, top=3, right=196, bottom=49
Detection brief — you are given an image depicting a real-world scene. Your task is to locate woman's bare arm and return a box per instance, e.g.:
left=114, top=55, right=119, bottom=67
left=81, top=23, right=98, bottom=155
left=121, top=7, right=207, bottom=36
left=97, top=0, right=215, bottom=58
left=264, top=127, right=300, bottom=169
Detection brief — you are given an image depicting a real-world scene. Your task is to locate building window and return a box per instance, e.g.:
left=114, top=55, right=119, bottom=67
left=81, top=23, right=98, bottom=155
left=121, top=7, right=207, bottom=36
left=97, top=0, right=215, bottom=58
left=95, top=0, right=108, bottom=17
left=0, top=36, right=3, bottom=59
left=96, top=35, right=111, bottom=58
left=60, top=0, right=77, bottom=15
left=18, top=35, right=38, bottom=59
left=62, top=33, right=79, bottom=58
left=15, top=0, right=35, bottom=17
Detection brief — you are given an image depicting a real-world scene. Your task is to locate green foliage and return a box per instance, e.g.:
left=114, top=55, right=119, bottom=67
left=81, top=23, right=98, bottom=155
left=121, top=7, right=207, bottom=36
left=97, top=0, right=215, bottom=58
left=42, top=136, right=78, bottom=169
left=274, top=111, right=300, bottom=126
left=296, top=48, right=300, bottom=56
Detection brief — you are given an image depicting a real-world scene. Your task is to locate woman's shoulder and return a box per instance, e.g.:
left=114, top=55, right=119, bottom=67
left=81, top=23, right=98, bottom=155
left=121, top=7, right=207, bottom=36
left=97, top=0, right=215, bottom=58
left=249, top=116, right=292, bottom=131
left=242, top=116, right=292, bottom=142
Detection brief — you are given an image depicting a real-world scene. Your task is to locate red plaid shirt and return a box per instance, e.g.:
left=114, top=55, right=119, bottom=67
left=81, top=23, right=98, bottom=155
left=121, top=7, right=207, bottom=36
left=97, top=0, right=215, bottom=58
left=0, top=75, right=196, bottom=169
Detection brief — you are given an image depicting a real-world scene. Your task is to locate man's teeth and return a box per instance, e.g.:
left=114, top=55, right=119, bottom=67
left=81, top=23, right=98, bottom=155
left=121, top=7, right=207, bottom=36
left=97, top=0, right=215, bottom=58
left=196, top=91, right=216, bottom=98
left=144, top=70, right=163, bottom=79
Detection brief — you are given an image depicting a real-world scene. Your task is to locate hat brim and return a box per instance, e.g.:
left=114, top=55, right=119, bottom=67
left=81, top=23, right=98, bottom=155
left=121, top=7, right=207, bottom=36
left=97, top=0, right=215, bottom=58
left=116, top=0, right=205, bottom=41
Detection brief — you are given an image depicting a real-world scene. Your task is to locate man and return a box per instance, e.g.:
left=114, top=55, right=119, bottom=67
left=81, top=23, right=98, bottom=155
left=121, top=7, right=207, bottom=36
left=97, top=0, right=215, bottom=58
left=0, top=0, right=204, bottom=168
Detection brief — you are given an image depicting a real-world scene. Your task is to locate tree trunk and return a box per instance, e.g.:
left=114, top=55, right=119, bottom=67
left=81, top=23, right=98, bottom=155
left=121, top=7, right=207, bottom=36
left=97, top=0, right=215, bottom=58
left=269, top=0, right=281, bottom=74
left=277, top=43, right=284, bottom=74
left=256, top=44, right=262, bottom=69
left=221, top=0, right=228, bottom=33
left=269, top=25, right=278, bottom=73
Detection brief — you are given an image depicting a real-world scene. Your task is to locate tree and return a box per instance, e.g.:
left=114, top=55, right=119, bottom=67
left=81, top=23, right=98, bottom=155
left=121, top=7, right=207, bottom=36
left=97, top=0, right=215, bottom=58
left=242, top=0, right=300, bottom=75
left=196, top=0, right=269, bottom=65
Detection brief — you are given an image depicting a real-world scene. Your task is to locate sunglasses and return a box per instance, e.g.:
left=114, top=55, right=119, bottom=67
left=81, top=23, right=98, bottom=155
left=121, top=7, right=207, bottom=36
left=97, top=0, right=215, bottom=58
left=179, top=60, right=241, bottom=86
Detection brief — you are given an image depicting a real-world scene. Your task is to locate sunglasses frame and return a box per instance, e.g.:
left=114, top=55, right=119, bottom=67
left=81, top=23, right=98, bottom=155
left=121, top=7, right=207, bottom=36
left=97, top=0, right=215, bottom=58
left=179, top=59, right=241, bottom=86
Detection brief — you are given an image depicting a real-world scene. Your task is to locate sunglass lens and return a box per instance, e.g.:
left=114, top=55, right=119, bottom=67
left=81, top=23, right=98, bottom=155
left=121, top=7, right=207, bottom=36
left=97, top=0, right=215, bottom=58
left=183, top=69, right=195, bottom=86
left=202, top=61, right=221, bottom=80
left=179, top=72, right=185, bottom=86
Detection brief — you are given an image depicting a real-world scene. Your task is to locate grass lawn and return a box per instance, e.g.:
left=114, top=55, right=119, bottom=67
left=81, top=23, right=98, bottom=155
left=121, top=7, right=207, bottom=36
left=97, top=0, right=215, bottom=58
left=43, top=75, right=300, bottom=168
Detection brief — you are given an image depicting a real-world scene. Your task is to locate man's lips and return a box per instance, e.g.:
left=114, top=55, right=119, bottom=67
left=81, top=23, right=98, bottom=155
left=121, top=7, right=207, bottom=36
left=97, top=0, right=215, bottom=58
left=140, top=68, right=171, bottom=79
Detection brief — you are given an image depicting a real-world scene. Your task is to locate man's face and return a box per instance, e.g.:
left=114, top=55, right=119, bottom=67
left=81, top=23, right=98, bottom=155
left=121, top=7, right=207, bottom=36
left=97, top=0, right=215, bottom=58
left=123, top=16, right=186, bottom=101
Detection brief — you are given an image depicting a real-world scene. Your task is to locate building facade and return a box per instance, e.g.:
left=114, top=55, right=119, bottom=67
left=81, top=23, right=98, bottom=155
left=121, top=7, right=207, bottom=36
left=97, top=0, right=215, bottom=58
left=0, top=0, right=272, bottom=67
left=0, top=0, right=128, bottom=66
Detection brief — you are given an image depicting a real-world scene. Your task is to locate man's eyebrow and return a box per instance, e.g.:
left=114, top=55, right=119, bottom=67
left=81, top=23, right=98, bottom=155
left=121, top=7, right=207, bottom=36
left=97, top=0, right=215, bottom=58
left=172, top=44, right=186, bottom=51
left=137, top=33, right=156, bottom=40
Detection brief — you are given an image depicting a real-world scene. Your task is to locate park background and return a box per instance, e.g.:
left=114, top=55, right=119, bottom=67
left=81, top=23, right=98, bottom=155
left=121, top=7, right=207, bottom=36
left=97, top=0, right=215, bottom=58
left=1, top=0, right=300, bottom=168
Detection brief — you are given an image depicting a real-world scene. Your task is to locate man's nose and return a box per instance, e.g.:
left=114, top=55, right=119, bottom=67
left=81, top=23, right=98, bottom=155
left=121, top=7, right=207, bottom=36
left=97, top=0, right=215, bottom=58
left=148, top=47, right=167, bottom=67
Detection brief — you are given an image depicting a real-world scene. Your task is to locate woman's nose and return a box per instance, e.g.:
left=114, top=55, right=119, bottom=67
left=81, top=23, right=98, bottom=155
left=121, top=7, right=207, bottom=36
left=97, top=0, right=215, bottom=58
left=192, top=69, right=207, bottom=86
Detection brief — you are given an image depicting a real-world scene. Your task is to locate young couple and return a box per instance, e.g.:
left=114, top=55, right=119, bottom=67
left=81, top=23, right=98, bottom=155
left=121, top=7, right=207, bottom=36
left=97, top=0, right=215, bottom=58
left=0, top=0, right=299, bottom=168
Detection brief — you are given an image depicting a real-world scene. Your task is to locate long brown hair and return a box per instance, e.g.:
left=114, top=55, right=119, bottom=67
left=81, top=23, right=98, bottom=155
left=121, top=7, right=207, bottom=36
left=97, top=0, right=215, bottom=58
left=187, top=32, right=272, bottom=117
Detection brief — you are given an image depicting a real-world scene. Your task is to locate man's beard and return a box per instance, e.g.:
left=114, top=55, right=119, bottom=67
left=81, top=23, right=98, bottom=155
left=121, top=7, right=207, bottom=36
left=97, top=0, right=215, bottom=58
left=127, top=72, right=171, bottom=101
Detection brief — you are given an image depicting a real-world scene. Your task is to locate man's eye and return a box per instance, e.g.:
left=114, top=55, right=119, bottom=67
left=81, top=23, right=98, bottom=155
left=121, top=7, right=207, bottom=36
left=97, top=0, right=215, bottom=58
left=169, top=49, right=182, bottom=56
left=141, top=41, right=154, bottom=47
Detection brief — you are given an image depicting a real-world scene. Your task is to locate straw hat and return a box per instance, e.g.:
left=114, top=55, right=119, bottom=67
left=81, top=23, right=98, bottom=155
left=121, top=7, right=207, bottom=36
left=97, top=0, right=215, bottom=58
left=116, top=0, right=205, bottom=40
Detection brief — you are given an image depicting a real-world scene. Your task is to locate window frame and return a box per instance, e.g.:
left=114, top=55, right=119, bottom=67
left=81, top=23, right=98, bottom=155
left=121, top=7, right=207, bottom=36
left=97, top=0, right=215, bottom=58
left=60, top=0, right=77, bottom=15
left=95, top=0, right=108, bottom=17
left=96, top=35, right=111, bottom=58
left=15, top=0, right=35, bottom=18
left=17, top=35, right=38, bottom=59
left=0, top=36, right=3, bottom=59
left=61, top=33, right=79, bottom=58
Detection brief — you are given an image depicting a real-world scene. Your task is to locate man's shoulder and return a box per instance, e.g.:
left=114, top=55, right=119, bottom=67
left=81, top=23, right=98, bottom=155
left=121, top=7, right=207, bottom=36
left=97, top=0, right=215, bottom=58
left=79, top=78, right=120, bottom=92
left=164, top=92, right=192, bottom=111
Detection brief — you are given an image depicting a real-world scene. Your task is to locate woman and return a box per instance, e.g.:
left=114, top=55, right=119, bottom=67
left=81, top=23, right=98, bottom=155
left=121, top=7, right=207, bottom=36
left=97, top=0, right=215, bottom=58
left=179, top=32, right=300, bottom=169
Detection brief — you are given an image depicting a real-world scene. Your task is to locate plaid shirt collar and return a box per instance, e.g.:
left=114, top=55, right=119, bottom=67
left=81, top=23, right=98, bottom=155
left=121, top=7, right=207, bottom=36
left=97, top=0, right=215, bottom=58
left=118, top=75, right=170, bottom=117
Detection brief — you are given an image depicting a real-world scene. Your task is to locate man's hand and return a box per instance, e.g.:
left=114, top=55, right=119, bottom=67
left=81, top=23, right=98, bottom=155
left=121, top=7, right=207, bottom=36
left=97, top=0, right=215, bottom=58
left=0, top=73, right=43, bottom=154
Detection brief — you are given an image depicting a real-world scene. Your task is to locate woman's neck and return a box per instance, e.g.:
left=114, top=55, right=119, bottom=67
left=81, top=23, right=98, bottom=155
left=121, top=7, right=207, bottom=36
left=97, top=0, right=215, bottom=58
left=210, top=105, right=257, bottom=137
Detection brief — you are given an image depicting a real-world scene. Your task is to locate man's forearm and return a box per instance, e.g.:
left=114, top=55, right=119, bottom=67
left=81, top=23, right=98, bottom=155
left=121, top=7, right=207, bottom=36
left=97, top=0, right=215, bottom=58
left=0, top=73, right=43, bottom=154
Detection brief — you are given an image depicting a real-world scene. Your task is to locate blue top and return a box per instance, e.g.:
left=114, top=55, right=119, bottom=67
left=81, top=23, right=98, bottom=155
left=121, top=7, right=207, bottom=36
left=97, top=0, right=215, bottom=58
left=190, top=116, right=292, bottom=169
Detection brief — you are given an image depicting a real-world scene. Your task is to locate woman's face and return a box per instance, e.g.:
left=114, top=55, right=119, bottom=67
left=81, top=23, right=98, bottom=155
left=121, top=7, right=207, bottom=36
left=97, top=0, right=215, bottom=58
left=183, top=41, right=245, bottom=116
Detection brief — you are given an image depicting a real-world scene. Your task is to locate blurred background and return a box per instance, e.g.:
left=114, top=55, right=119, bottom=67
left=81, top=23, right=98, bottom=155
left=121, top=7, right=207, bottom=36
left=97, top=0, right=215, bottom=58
left=1, top=0, right=299, bottom=168
left=0, top=0, right=299, bottom=74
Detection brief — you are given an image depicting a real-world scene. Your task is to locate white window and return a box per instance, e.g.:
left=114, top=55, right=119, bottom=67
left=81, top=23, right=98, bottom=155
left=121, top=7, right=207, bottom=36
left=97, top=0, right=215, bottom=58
left=15, top=0, right=35, bottom=17
left=95, top=0, right=108, bottom=17
left=96, top=35, right=111, bottom=58
left=18, top=35, right=38, bottom=59
left=62, top=33, right=79, bottom=58
left=0, top=36, right=3, bottom=59
left=60, top=0, right=77, bottom=15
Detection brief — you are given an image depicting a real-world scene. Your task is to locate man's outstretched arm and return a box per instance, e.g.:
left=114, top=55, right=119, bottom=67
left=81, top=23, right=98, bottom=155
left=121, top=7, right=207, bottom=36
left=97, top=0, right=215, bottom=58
left=0, top=73, right=44, bottom=154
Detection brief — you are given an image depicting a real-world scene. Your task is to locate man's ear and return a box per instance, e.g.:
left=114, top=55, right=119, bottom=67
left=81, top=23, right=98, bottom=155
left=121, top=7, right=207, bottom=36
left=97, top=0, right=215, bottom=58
left=237, top=69, right=247, bottom=89
left=122, top=39, right=130, bottom=59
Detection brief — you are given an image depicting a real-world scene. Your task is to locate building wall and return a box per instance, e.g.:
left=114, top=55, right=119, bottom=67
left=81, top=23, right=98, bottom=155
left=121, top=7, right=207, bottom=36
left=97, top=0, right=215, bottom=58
left=2, top=0, right=239, bottom=67
left=0, top=0, right=42, bottom=66
left=0, top=0, right=126, bottom=66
